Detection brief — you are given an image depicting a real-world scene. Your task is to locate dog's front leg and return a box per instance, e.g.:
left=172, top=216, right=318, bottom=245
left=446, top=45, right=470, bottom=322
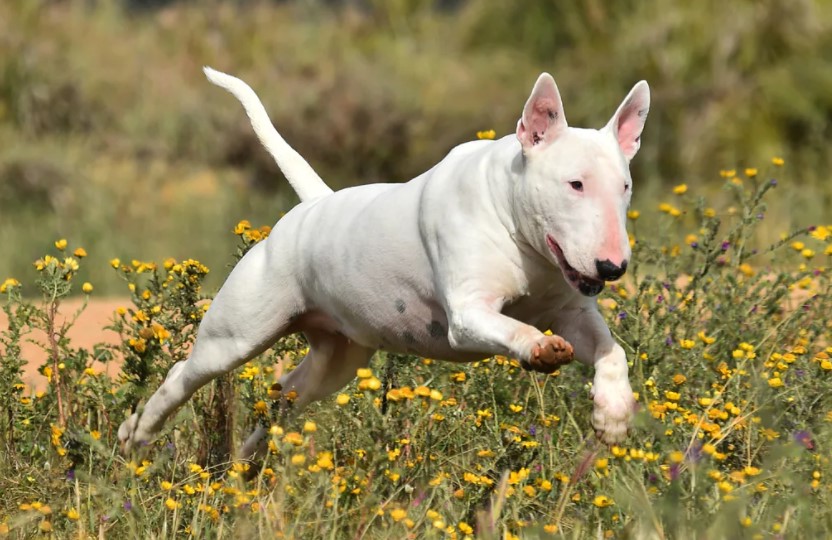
left=446, top=299, right=573, bottom=373
left=551, top=305, right=635, bottom=443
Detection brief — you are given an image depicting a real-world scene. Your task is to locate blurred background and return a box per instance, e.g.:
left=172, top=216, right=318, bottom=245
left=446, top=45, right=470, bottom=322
left=1, top=0, right=830, bottom=294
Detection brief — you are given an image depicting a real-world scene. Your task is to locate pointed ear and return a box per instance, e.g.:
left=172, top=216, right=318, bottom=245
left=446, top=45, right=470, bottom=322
left=516, top=73, right=568, bottom=152
left=607, top=81, right=650, bottom=161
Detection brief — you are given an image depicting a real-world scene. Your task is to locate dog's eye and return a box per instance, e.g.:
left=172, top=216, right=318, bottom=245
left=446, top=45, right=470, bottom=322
left=569, top=180, right=584, bottom=192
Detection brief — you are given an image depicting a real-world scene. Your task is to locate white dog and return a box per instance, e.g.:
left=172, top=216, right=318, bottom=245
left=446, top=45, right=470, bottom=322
left=119, top=67, right=649, bottom=456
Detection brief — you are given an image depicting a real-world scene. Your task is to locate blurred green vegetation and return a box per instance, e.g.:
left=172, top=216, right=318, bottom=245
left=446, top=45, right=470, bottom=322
left=1, top=0, right=831, bottom=294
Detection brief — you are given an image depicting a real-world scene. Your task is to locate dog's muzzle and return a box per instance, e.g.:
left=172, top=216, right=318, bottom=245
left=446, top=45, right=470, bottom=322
left=545, top=235, right=605, bottom=297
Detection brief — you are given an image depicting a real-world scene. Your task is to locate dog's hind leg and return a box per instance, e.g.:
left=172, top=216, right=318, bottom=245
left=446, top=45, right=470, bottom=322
left=118, top=241, right=302, bottom=452
left=238, top=330, right=374, bottom=460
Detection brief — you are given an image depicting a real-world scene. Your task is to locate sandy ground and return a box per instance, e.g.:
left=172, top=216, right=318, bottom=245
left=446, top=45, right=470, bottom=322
left=0, top=298, right=125, bottom=391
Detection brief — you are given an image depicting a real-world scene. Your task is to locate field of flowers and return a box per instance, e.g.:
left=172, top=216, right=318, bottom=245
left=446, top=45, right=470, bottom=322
left=1, top=162, right=831, bottom=539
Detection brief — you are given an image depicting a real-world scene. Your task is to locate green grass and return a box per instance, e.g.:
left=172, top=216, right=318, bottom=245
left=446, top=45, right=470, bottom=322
left=1, top=166, right=831, bottom=538
left=2, top=1, right=832, bottom=294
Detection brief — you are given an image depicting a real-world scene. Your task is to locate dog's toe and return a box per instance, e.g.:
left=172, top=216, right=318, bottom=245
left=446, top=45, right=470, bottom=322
left=524, top=335, right=574, bottom=373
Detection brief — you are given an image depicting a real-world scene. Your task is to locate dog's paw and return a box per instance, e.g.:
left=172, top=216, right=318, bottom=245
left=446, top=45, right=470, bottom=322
left=521, top=334, right=574, bottom=373
left=591, top=379, right=636, bottom=444
left=117, top=413, right=154, bottom=454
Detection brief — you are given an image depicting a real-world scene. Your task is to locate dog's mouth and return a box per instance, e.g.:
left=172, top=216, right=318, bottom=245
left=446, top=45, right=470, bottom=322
left=545, top=234, right=605, bottom=297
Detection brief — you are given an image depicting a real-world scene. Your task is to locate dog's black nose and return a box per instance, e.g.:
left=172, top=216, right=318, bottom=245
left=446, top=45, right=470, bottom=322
left=596, top=259, right=628, bottom=281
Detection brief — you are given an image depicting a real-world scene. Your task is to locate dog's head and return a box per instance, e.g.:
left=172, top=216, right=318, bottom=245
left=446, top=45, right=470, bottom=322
left=513, top=73, right=650, bottom=296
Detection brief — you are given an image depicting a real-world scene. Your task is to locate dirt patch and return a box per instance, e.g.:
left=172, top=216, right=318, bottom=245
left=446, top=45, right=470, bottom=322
left=0, top=298, right=127, bottom=391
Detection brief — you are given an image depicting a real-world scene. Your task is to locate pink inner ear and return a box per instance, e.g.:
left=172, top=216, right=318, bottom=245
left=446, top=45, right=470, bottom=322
left=520, top=99, right=559, bottom=147
left=616, top=99, right=647, bottom=157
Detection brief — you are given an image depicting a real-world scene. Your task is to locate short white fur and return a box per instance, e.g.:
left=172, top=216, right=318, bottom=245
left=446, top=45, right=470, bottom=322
left=118, top=67, right=650, bottom=456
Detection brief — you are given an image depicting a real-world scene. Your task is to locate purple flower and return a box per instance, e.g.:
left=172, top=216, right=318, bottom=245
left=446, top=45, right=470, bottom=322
left=618, top=312, right=627, bottom=320
left=808, top=225, right=816, bottom=232
left=770, top=178, right=777, bottom=186
left=669, top=463, right=681, bottom=481
left=529, top=425, right=537, bottom=437
left=688, top=442, right=704, bottom=463
left=66, top=469, right=76, bottom=481
left=123, top=500, right=133, bottom=512
left=721, top=241, right=730, bottom=251
left=690, top=241, right=699, bottom=249
left=657, top=295, right=664, bottom=303
left=665, top=336, right=673, bottom=346
left=793, top=430, right=814, bottom=450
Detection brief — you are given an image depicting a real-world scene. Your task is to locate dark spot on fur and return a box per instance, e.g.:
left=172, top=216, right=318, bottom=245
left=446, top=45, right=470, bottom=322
left=548, top=109, right=557, bottom=120
left=533, top=132, right=542, bottom=145
left=638, top=107, right=649, bottom=118
left=394, top=299, right=406, bottom=314
left=402, top=331, right=416, bottom=345
left=427, top=320, right=446, bottom=339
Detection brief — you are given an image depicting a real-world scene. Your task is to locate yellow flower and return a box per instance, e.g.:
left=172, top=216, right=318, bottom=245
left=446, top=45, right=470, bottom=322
left=679, top=339, right=695, bottom=350
left=303, top=421, right=317, bottom=433
left=744, top=168, right=758, bottom=177
left=291, top=454, right=306, bottom=466
left=672, top=183, right=688, bottom=195
left=66, top=508, right=80, bottom=520
left=0, top=277, right=20, bottom=293
left=283, top=432, right=304, bottom=446
left=593, top=495, right=614, bottom=508
left=458, top=521, right=474, bottom=535
left=801, top=248, right=815, bottom=259
left=90, top=430, right=101, bottom=440
left=63, top=257, right=79, bottom=271
left=336, top=393, right=350, bottom=406
left=253, top=400, right=268, bottom=415
left=390, top=508, right=407, bottom=522
left=476, top=129, right=496, bottom=140
left=110, top=258, right=121, bottom=269
left=55, top=238, right=67, bottom=251
left=234, top=220, right=252, bottom=235
left=316, top=452, right=334, bottom=470
left=627, top=210, right=640, bottom=220
left=810, top=226, right=830, bottom=241
left=771, top=156, right=784, bottom=166
left=739, top=263, right=754, bottom=277
left=356, top=368, right=372, bottom=379
left=768, top=377, right=784, bottom=388
left=161, top=480, right=174, bottom=491
left=164, top=498, right=180, bottom=510
left=669, top=451, right=685, bottom=464
left=82, top=282, right=93, bottom=294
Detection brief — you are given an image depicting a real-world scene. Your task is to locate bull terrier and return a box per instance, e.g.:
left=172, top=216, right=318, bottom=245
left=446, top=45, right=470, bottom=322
left=118, top=67, right=649, bottom=457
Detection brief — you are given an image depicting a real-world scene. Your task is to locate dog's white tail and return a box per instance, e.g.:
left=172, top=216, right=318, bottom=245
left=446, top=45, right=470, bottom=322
left=203, top=66, right=333, bottom=202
